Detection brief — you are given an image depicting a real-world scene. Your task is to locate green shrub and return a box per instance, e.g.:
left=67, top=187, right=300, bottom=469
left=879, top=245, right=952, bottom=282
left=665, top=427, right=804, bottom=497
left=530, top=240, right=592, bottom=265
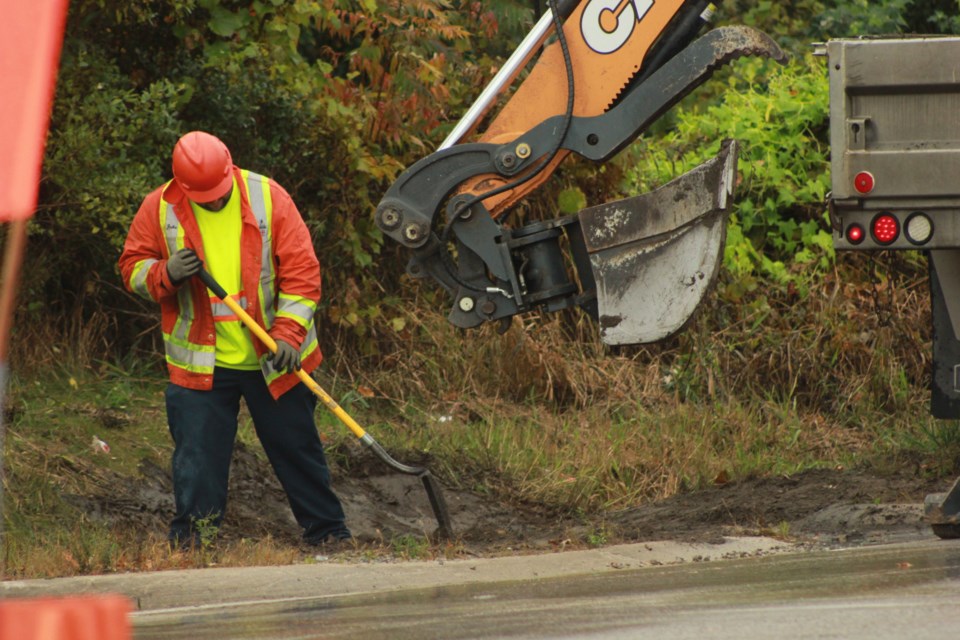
left=624, top=54, right=831, bottom=294
left=28, top=0, right=537, bottom=367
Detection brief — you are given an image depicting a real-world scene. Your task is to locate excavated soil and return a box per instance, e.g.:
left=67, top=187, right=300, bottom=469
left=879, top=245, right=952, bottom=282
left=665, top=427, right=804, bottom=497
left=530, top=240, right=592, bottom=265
left=67, top=438, right=953, bottom=556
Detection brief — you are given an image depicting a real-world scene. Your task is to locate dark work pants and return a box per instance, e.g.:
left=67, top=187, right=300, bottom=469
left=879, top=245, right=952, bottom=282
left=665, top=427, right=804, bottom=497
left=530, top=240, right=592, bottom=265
left=165, top=367, right=349, bottom=545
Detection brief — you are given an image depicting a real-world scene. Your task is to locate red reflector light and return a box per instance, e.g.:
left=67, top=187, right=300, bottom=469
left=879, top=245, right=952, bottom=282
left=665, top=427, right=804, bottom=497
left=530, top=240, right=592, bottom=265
left=872, top=213, right=899, bottom=245
left=846, top=224, right=865, bottom=244
left=854, top=171, right=875, bottom=194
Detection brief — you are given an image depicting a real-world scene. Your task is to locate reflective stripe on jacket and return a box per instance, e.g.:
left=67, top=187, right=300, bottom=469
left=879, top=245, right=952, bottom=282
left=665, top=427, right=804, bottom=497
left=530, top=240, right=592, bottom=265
left=119, top=166, right=322, bottom=399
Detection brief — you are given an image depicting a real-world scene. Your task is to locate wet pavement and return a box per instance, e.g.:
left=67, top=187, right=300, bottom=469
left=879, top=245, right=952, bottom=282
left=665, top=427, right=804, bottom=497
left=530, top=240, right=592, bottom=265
left=5, top=535, right=960, bottom=638
left=126, top=538, right=960, bottom=639
left=0, top=537, right=793, bottom=610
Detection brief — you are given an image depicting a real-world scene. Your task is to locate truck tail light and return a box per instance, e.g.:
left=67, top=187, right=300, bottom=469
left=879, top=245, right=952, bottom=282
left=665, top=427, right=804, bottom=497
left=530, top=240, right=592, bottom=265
left=854, top=171, right=875, bottom=194
left=846, top=223, right=865, bottom=244
left=905, top=212, right=933, bottom=245
left=871, top=213, right=899, bottom=245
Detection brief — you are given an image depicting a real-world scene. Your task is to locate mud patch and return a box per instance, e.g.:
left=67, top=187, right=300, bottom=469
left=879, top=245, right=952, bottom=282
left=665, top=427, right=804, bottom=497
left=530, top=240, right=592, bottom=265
left=70, top=443, right=950, bottom=554
left=607, top=467, right=943, bottom=547
left=794, top=503, right=927, bottom=544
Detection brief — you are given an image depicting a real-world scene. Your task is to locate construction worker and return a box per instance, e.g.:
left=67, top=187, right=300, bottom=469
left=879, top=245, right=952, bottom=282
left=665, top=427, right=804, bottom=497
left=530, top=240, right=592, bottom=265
left=118, top=131, right=351, bottom=548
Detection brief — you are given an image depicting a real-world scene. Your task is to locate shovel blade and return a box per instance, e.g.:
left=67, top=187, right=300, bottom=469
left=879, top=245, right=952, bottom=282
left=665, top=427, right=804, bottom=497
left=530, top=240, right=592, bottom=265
left=579, top=140, right=738, bottom=345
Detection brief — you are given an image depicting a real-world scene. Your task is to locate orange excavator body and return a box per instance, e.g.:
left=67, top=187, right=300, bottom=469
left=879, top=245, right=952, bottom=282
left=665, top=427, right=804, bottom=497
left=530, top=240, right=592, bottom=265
left=373, top=3, right=786, bottom=340
left=463, top=0, right=688, bottom=217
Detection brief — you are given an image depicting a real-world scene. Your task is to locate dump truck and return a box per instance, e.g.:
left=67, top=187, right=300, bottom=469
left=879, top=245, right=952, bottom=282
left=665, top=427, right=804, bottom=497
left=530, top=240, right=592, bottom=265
left=818, top=36, right=960, bottom=538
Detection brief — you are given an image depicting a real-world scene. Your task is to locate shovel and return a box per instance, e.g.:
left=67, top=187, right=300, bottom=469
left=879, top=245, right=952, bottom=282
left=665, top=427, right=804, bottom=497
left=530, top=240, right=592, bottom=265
left=197, top=268, right=453, bottom=539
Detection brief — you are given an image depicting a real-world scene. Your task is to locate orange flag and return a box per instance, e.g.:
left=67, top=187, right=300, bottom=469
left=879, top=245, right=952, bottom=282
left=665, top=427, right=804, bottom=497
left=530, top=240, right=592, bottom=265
left=0, top=1, right=70, bottom=220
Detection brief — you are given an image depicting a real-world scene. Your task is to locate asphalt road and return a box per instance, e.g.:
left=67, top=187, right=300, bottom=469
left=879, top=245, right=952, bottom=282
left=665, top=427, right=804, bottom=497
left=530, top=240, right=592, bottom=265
left=5, top=536, right=960, bottom=638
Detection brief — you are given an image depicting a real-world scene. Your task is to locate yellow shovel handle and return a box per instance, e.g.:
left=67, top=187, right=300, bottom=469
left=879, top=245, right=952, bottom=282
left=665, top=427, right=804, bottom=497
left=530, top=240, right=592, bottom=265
left=197, top=270, right=454, bottom=537
left=199, top=270, right=367, bottom=440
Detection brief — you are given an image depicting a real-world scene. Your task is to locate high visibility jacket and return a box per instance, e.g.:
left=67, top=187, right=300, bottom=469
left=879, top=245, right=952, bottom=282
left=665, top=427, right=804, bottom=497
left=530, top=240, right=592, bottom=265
left=119, top=166, right=322, bottom=399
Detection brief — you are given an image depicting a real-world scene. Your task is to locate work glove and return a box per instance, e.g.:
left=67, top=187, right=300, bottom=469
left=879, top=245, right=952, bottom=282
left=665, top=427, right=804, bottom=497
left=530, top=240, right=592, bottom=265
left=270, top=339, right=301, bottom=373
left=166, top=248, right=201, bottom=285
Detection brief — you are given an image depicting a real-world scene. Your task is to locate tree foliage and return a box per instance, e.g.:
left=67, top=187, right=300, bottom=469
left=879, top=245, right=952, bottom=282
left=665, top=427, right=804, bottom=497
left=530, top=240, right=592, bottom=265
left=24, top=0, right=960, bottom=365
left=32, top=0, right=532, bottom=359
left=623, top=0, right=960, bottom=306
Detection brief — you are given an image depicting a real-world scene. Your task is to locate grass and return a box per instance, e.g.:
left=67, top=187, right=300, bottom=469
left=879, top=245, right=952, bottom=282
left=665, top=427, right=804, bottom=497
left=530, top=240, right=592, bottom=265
left=390, top=534, right=431, bottom=560
left=3, top=255, right=959, bottom=579
left=387, top=390, right=945, bottom=513
left=0, top=367, right=309, bottom=578
left=1, top=356, right=952, bottom=579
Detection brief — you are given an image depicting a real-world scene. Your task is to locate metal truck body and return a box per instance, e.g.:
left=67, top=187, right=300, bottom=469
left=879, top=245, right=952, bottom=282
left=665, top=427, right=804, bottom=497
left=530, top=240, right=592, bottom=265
left=822, top=36, right=960, bottom=537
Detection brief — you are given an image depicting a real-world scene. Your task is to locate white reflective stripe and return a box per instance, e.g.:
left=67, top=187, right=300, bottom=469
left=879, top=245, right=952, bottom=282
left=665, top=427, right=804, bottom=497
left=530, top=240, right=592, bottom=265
left=277, top=293, right=316, bottom=327
left=160, top=200, right=194, bottom=343
left=130, top=258, right=157, bottom=299
left=161, top=201, right=181, bottom=256
left=243, top=171, right=276, bottom=327
left=262, top=300, right=276, bottom=327
left=302, top=323, right=318, bottom=355
left=156, top=185, right=215, bottom=376
left=163, top=333, right=216, bottom=373
left=210, top=294, right=248, bottom=320
left=174, top=287, right=194, bottom=343
left=245, top=171, right=273, bottom=283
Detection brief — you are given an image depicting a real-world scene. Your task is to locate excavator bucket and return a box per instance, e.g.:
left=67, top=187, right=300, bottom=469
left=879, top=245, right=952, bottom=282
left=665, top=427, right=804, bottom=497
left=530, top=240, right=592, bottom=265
left=579, top=140, right=738, bottom=345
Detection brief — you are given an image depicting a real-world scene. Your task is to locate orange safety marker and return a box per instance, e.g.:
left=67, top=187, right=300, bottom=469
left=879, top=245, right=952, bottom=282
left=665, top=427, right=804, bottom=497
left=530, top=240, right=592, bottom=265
left=0, top=595, right=132, bottom=640
left=0, top=0, right=69, bottom=220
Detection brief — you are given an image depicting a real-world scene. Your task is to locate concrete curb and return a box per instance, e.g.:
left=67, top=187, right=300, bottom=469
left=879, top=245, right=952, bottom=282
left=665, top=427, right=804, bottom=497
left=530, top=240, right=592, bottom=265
left=1, top=536, right=796, bottom=612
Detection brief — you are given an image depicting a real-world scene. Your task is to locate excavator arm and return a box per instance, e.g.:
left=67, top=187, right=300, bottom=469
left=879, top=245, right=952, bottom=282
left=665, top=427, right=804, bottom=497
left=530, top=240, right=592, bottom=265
left=375, top=1, right=785, bottom=344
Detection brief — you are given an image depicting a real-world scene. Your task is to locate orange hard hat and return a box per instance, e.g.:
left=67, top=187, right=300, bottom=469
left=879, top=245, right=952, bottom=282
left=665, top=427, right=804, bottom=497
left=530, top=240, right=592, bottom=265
left=172, top=131, right=234, bottom=202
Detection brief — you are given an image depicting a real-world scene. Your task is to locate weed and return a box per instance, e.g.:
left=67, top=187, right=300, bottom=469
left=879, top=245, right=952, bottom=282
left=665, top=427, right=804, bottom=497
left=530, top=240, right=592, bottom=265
left=918, top=421, right=960, bottom=452
left=391, top=534, right=430, bottom=560
left=761, top=521, right=793, bottom=541
left=903, top=420, right=960, bottom=475
left=586, top=525, right=609, bottom=548
left=192, top=515, right=221, bottom=551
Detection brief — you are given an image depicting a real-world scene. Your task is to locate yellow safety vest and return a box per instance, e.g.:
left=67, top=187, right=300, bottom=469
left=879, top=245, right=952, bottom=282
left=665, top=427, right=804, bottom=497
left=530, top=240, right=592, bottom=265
left=147, top=170, right=319, bottom=388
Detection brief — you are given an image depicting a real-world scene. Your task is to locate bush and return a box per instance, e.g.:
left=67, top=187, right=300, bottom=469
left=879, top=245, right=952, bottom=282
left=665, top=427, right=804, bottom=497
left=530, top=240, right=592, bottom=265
left=26, top=0, right=536, bottom=368
left=625, top=53, right=831, bottom=293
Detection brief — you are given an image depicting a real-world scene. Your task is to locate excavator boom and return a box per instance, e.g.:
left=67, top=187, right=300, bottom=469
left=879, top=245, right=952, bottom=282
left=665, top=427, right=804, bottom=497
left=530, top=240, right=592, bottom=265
left=375, top=1, right=785, bottom=344
left=460, top=0, right=698, bottom=216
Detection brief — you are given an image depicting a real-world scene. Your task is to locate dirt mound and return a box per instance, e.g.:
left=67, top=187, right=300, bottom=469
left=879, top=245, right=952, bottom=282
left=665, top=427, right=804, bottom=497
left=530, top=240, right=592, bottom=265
left=69, top=443, right=949, bottom=553
left=65, top=441, right=570, bottom=550
left=607, top=467, right=943, bottom=547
